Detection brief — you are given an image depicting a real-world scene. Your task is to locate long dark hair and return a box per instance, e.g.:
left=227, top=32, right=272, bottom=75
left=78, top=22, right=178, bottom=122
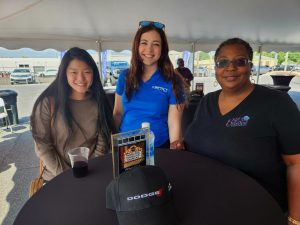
left=31, top=47, right=114, bottom=149
left=125, top=25, right=185, bottom=102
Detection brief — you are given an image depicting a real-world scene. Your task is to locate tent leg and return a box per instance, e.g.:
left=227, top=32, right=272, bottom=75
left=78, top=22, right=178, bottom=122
left=256, top=45, right=262, bottom=84
left=96, top=40, right=103, bottom=84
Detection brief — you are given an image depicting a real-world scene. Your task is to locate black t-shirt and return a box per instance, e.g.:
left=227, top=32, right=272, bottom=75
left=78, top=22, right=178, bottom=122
left=184, top=84, right=300, bottom=211
left=176, top=67, right=193, bottom=86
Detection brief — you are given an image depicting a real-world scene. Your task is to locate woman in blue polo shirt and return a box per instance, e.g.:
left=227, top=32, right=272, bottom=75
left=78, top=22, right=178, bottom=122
left=113, top=21, right=185, bottom=148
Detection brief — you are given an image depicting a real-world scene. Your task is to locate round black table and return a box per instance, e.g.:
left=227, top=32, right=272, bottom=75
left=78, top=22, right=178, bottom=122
left=13, top=149, right=285, bottom=225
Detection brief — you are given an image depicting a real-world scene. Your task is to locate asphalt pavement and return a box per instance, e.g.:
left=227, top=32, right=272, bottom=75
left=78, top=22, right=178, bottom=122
left=0, top=83, right=48, bottom=225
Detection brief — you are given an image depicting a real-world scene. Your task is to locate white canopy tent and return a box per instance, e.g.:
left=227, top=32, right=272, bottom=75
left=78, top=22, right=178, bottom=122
left=0, top=0, right=300, bottom=53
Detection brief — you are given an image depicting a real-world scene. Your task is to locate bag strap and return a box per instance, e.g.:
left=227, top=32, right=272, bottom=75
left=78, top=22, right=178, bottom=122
left=38, top=160, right=45, bottom=179
left=39, top=159, right=43, bottom=175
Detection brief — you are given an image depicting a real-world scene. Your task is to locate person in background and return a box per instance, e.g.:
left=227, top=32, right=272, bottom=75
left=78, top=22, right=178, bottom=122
left=176, top=58, right=193, bottom=87
left=113, top=21, right=186, bottom=149
left=184, top=38, right=300, bottom=224
left=31, top=47, right=114, bottom=181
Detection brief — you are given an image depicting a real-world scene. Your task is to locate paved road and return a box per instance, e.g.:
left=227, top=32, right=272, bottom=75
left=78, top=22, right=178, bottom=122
left=0, top=83, right=49, bottom=225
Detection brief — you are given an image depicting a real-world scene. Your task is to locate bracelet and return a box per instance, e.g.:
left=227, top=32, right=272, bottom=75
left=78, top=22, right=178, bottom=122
left=288, top=216, right=300, bottom=225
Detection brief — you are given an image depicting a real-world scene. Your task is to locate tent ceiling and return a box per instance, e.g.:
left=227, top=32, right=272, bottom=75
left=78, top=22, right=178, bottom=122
left=0, top=0, right=300, bottom=52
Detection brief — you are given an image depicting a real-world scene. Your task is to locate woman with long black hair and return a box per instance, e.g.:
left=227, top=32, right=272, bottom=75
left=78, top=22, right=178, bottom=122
left=31, top=47, right=114, bottom=181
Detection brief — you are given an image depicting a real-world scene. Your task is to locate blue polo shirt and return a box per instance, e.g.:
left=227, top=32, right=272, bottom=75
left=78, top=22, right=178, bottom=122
left=116, top=69, right=179, bottom=147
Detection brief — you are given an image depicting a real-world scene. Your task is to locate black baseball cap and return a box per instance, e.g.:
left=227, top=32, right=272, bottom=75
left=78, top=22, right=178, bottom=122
left=106, top=166, right=179, bottom=225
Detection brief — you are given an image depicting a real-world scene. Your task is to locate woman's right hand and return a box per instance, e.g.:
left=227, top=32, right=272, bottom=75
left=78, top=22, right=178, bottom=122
left=170, top=140, right=185, bottom=151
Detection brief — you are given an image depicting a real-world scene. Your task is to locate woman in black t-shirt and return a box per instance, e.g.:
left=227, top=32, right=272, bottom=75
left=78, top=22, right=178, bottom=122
left=184, top=38, right=300, bottom=224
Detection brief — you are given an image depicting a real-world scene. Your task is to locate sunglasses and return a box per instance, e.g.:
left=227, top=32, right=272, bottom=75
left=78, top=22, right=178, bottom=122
left=139, top=21, right=165, bottom=30
left=215, top=58, right=252, bottom=68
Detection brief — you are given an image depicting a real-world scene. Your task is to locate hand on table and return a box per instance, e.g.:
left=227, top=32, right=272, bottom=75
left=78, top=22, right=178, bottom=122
left=170, top=140, right=185, bottom=151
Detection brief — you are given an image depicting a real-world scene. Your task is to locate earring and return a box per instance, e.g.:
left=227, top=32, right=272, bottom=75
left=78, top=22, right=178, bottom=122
left=213, top=79, right=219, bottom=87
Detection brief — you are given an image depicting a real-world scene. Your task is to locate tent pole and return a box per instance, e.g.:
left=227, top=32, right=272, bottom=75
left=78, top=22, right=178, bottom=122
left=191, top=42, right=195, bottom=90
left=256, top=44, right=262, bottom=84
left=96, top=40, right=103, bottom=84
left=284, top=52, right=289, bottom=71
left=275, top=52, right=278, bottom=66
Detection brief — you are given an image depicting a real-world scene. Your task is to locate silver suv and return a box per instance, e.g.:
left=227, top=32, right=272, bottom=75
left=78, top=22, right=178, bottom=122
left=10, top=68, right=34, bottom=84
left=251, top=65, right=272, bottom=75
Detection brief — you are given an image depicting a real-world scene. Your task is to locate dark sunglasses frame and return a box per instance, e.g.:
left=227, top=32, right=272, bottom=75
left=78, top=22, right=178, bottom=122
left=139, top=21, right=165, bottom=30
left=215, top=58, right=252, bottom=68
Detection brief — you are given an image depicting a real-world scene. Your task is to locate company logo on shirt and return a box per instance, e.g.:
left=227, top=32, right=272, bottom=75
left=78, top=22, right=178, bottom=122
left=226, top=116, right=250, bottom=127
left=152, top=85, right=168, bottom=93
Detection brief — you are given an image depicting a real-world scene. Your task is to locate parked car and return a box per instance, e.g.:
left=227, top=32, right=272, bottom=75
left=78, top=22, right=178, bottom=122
left=272, top=64, right=295, bottom=71
left=204, top=65, right=215, bottom=77
left=111, top=68, right=126, bottom=79
left=294, top=65, right=300, bottom=71
left=0, top=71, right=10, bottom=78
left=39, top=69, right=58, bottom=77
left=251, top=65, right=272, bottom=75
left=10, top=68, right=34, bottom=84
left=106, top=61, right=129, bottom=79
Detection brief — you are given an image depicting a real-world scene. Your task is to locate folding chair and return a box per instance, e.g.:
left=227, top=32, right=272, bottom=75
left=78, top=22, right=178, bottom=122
left=0, top=97, right=13, bottom=133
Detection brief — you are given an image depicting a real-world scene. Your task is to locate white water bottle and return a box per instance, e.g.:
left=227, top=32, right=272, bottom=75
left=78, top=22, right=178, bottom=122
left=142, top=122, right=155, bottom=165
